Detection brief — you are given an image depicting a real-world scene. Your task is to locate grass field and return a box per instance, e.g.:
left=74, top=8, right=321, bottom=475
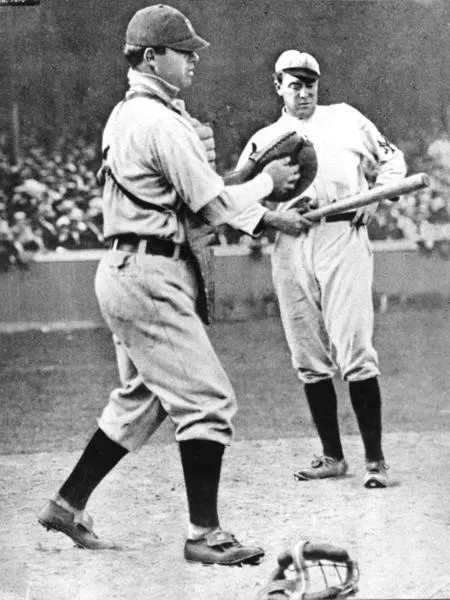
left=1, top=307, right=449, bottom=455
left=1, top=307, right=450, bottom=599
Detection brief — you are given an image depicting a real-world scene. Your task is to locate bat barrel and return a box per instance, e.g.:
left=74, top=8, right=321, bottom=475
left=303, top=172, right=430, bottom=221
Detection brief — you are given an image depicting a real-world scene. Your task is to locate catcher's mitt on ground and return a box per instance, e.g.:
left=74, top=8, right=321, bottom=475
left=224, top=131, right=318, bottom=203
left=256, top=540, right=359, bottom=600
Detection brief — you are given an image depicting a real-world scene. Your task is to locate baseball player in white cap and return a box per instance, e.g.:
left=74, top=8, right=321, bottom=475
left=236, top=50, right=407, bottom=488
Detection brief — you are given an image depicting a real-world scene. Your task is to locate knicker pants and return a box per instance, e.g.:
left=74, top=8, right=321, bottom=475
left=272, top=222, right=380, bottom=384
left=94, top=250, right=236, bottom=451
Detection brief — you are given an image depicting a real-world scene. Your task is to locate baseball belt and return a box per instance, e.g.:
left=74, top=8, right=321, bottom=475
left=108, top=235, right=191, bottom=260
left=324, top=211, right=356, bottom=222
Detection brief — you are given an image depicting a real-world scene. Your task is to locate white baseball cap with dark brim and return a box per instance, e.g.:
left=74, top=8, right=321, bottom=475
left=275, top=50, right=320, bottom=80
left=126, top=4, right=210, bottom=52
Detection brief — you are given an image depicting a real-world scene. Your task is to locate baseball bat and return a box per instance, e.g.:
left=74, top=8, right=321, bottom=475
left=298, top=172, right=430, bottom=222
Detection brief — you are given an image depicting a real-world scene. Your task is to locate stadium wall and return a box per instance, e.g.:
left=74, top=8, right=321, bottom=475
left=0, top=243, right=449, bottom=331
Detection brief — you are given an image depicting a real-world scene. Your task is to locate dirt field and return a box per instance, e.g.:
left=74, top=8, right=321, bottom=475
left=1, top=307, right=450, bottom=599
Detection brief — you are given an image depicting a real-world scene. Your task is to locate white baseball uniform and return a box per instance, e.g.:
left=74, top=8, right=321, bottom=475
left=237, top=103, right=406, bottom=384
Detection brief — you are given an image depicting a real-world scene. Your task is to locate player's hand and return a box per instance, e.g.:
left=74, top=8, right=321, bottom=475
left=262, top=209, right=312, bottom=236
left=351, top=201, right=379, bottom=227
left=263, top=157, right=300, bottom=196
left=290, top=195, right=318, bottom=214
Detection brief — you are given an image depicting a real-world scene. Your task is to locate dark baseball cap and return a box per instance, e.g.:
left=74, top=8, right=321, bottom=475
left=125, top=4, right=210, bottom=51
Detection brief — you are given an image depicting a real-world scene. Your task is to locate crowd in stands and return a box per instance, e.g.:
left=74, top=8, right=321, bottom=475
left=1, top=127, right=450, bottom=270
left=367, top=130, right=450, bottom=261
left=0, top=133, right=104, bottom=270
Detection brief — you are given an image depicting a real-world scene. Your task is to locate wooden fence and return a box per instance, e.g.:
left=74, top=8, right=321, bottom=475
left=0, top=242, right=449, bottom=331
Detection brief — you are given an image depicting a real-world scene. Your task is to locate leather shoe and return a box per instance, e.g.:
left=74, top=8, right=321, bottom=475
left=38, top=499, right=118, bottom=550
left=184, top=529, right=264, bottom=566
left=364, top=461, right=389, bottom=488
left=294, top=456, right=348, bottom=481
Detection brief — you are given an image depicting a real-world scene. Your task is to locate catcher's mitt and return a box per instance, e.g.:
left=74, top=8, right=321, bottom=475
left=257, top=540, right=359, bottom=600
left=225, top=131, right=318, bottom=203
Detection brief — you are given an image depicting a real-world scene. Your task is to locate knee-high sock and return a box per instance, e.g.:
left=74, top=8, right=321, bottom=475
left=304, top=379, right=344, bottom=460
left=349, top=377, right=384, bottom=463
left=179, top=439, right=224, bottom=529
left=58, top=428, right=128, bottom=510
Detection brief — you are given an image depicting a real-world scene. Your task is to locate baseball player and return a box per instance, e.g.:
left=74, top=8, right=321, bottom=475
left=236, top=50, right=407, bottom=488
left=37, top=6, right=310, bottom=565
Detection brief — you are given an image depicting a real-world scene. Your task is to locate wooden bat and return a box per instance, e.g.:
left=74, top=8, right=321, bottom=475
left=298, top=172, right=430, bottom=222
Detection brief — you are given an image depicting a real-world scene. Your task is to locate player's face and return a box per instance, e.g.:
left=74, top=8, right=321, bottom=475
left=277, top=72, right=318, bottom=120
left=153, top=48, right=199, bottom=89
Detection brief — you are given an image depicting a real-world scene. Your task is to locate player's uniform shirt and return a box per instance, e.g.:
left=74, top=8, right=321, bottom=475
left=237, top=104, right=407, bottom=384
left=237, top=103, right=406, bottom=209
left=102, top=69, right=270, bottom=242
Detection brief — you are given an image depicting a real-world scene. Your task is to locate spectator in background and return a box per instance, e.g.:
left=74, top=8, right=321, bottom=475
left=367, top=210, right=391, bottom=240
left=11, top=211, right=44, bottom=253
left=55, top=215, right=79, bottom=251
left=427, top=131, right=450, bottom=171
left=36, top=204, right=59, bottom=250
left=0, top=211, right=14, bottom=271
left=0, top=210, right=30, bottom=270
left=428, top=191, right=450, bottom=224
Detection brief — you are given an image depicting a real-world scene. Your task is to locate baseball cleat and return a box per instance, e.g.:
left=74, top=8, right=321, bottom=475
left=364, top=461, right=389, bottom=488
left=184, top=529, right=265, bottom=566
left=294, top=455, right=348, bottom=481
left=37, top=500, right=119, bottom=550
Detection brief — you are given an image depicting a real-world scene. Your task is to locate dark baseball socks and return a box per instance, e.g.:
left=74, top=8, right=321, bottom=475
left=55, top=431, right=224, bottom=538
left=179, top=439, right=224, bottom=539
left=304, top=379, right=344, bottom=461
left=349, top=376, right=384, bottom=463
left=57, top=428, right=128, bottom=511
left=305, top=377, right=385, bottom=463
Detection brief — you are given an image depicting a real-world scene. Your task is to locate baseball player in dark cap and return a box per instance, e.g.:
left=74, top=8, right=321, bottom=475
left=37, top=5, right=308, bottom=565
left=237, top=49, right=407, bottom=488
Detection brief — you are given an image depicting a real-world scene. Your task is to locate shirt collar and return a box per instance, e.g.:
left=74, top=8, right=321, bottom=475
left=280, top=106, right=316, bottom=123
left=127, top=69, right=180, bottom=105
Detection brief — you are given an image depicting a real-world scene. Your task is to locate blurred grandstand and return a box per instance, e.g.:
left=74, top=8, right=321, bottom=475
left=0, top=127, right=449, bottom=271
left=0, top=132, right=104, bottom=270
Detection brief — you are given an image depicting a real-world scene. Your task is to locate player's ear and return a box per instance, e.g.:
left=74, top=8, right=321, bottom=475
left=144, top=47, right=156, bottom=65
left=273, top=73, right=282, bottom=96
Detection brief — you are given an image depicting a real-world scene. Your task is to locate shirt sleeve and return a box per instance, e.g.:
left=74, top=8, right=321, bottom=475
left=234, top=137, right=257, bottom=170
left=348, top=105, right=407, bottom=186
left=200, top=173, right=272, bottom=236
